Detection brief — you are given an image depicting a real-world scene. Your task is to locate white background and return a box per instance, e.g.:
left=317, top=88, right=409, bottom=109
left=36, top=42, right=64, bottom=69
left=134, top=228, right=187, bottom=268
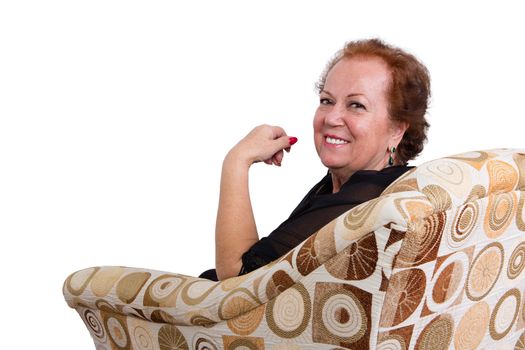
left=1, top=0, right=524, bottom=348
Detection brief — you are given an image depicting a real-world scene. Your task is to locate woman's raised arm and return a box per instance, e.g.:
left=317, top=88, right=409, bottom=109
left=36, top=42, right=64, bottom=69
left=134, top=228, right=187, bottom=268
left=214, top=125, right=296, bottom=280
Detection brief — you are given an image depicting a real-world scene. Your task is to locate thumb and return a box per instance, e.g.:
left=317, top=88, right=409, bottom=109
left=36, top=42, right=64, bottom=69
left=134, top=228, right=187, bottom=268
left=283, top=136, right=297, bottom=153
left=278, top=136, right=298, bottom=149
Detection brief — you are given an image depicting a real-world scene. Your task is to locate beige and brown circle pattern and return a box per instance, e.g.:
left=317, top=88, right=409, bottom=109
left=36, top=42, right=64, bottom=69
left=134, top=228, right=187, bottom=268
left=158, top=324, right=188, bottom=350
left=426, top=251, right=469, bottom=313
left=65, top=266, right=99, bottom=296
left=313, top=282, right=371, bottom=348
left=489, top=288, right=521, bottom=341
left=91, top=267, right=125, bottom=297
left=517, top=194, right=525, bottom=231
left=103, top=314, right=131, bottom=350
left=219, top=273, right=250, bottom=292
left=377, top=325, right=413, bottom=350
left=143, top=274, right=188, bottom=308
left=324, top=232, right=377, bottom=281
left=395, top=212, right=445, bottom=268
left=415, top=314, right=454, bottom=350
left=180, top=279, right=219, bottom=306
left=466, top=242, right=504, bottom=301
left=150, top=309, right=176, bottom=324
left=117, top=272, right=151, bottom=304
left=222, top=336, right=264, bottom=350
left=296, top=234, right=322, bottom=276
left=513, top=153, right=525, bottom=188
left=382, top=175, right=418, bottom=195
left=187, top=311, right=216, bottom=327
left=227, top=303, right=265, bottom=336
left=508, top=242, right=525, bottom=279
left=487, top=159, right=518, bottom=195
left=515, top=330, right=525, bottom=350
left=265, top=270, right=295, bottom=300
left=128, top=317, right=158, bottom=350
left=465, top=184, right=487, bottom=203
left=376, top=335, right=406, bottom=350
left=423, top=160, right=471, bottom=199
left=484, top=192, right=517, bottom=238
left=320, top=290, right=366, bottom=341
left=447, top=151, right=490, bottom=171
left=448, top=201, right=479, bottom=248
left=192, top=332, right=219, bottom=350
left=343, top=197, right=383, bottom=232
left=81, top=308, right=106, bottom=343
left=453, top=301, right=490, bottom=350
left=393, top=196, right=433, bottom=223
left=431, top=260, right=463, bottom=304
left=422, top=184, right=452, bottom=212
left=266, top=283, right=311, bottom=339
left=192, top=334, right=219, bottom=350
left=218, top=288, right=260, bottom=320
left=380, top=268, right=426, bottom=327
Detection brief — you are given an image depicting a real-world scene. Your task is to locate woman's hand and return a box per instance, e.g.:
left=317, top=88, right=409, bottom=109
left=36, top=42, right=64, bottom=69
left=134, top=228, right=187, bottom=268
left=228, top=125, right=297, bottom=167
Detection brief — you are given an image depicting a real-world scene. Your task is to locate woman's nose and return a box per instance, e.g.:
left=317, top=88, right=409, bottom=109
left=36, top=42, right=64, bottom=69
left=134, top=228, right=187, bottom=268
left=324, top=106, right=344, bottom=126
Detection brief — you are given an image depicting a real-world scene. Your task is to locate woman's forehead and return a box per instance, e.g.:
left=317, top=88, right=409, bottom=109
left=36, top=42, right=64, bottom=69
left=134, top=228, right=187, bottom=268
left=324, top=57, right=391, bottom=96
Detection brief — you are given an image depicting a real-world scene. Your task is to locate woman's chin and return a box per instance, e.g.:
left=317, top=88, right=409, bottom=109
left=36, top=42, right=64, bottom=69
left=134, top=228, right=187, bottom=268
left=320, top=159, right=348, bottom=171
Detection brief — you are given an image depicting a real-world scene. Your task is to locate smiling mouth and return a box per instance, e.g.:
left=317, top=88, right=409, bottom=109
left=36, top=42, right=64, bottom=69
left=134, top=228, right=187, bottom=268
left=325, top=136, right=349, bottom=145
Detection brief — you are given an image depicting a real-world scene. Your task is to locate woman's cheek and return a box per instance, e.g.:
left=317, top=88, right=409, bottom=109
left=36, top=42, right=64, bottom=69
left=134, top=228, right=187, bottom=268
left=349, top=120, right=368, bottom=139
left=312, top=112, right=323, bottom=131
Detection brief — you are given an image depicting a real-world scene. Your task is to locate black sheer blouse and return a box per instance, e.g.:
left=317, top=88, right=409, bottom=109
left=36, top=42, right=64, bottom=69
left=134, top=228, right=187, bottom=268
left=199, top=165, right=412, bottom=281
left=239, top=165, right=412, bottom=274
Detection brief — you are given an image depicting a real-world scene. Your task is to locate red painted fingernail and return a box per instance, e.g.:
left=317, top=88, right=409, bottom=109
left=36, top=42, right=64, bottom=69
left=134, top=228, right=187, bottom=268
left=289, top=137, right=298, bottom=145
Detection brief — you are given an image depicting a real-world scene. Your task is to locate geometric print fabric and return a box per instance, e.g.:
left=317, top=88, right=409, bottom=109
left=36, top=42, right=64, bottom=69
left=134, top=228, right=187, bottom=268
left=64, top=148, right=525, bottom=349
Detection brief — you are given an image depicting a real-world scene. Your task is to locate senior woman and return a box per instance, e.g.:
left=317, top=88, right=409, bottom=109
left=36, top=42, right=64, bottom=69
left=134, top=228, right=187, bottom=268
left=202, top=38, right=431, bottom=281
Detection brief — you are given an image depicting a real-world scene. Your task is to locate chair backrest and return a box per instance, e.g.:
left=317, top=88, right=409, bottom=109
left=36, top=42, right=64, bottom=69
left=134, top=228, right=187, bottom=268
left=376, top=149, right=525, bottom=348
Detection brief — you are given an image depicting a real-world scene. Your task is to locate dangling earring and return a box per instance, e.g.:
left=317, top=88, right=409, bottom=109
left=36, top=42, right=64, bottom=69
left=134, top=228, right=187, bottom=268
left=388, top=146, right=396, bottom=166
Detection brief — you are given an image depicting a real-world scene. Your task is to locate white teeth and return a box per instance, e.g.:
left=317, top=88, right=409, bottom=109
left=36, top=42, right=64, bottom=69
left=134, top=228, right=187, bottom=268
left=326, top=136, right=348, bottom=145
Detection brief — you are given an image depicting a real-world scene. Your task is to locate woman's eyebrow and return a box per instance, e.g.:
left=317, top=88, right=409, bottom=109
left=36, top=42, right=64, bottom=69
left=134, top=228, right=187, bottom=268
left=321, top=91, right=367, bottom=100
left=320, top=89, right=334, bottom=97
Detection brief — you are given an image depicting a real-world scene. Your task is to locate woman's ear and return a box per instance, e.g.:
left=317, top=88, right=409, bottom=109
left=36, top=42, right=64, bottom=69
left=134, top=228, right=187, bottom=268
left=391, top=121, right=409, bottom=145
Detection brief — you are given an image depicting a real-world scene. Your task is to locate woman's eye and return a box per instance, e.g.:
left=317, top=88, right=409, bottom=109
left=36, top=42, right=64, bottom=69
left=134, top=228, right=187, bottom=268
left=349, top=101, right=365, bottom=109
left=320, top=98, right=332, bottom=105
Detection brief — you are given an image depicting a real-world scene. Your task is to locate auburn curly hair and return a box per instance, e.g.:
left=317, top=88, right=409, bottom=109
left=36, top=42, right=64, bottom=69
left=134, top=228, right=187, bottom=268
left=316, top=38, right=431, bottom=164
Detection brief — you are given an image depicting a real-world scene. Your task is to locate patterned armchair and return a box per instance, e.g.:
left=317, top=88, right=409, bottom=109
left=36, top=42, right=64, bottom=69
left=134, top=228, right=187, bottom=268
left=64, top=148, right=525, bottom=350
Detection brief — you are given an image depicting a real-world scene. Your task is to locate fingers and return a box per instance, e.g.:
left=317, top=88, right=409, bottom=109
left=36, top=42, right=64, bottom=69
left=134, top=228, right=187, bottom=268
left=272, top=150, right=284, bottom=166
left=263, top=153, right=282, bottom=166
left=237, top=125, right=298, bottom=166
left=275, top=136, right=297, bottom=157
left=264, top=137, right=298, bottom=167
left=266, top=134, right=298, bottom=167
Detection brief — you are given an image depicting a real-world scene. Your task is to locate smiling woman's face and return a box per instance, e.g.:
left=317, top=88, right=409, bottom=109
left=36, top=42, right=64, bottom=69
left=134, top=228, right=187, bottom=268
left=313, top=56, right=406, bottom=182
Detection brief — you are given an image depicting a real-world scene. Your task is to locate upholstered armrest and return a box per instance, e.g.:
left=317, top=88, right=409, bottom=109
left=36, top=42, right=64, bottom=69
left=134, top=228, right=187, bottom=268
left=63, top=264, right=284, bottom=326
left=63, top=188, right=429, bottom=329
